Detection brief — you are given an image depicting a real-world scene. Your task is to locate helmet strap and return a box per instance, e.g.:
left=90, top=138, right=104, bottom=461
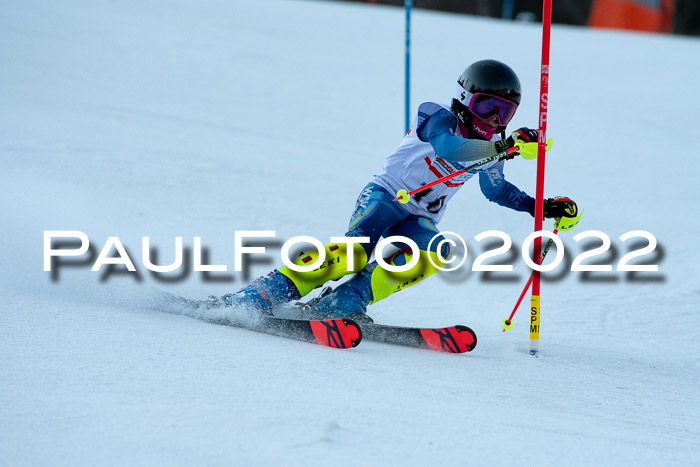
left=456, top=118, right=471, bottom=138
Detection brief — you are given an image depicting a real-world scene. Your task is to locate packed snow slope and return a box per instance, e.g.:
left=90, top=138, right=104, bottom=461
left=2, top=0, right=699, bottom=465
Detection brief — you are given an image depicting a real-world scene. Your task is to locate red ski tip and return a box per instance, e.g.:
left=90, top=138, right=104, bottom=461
left=309, top=319, right=362, bottom=349
left=420, top=325, right=477, bottom=353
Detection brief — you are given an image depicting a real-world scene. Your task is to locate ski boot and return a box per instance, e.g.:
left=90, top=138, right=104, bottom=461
left=211, top=270, right=301, bottom=316
left=295, top=273, right=374, bottom=324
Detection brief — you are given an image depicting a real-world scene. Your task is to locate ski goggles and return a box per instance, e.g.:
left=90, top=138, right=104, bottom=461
left=457, top=86, right=519, bottom=126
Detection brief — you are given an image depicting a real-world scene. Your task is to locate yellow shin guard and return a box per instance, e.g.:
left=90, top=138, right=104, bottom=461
left=369, top=250, right=444, bottom=304
left=279, top=242, right=368, bottom=297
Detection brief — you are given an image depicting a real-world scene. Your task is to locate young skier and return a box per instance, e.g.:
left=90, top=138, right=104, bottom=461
left=214, top=59, right=578, bottom=321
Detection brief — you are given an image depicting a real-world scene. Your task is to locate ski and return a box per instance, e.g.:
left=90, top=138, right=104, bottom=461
left=359, top=323, right=477, bottom=353
left=229, top=315, right=363, bottom=349
left=156, top=292, right=362, bottom=349
left=291, top=288, right=476, bottom=353
left=157, top=291, right=474, bottom=351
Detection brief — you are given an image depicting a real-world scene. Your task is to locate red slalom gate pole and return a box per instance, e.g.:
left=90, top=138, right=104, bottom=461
left=530, top=0, right=553, bottom=356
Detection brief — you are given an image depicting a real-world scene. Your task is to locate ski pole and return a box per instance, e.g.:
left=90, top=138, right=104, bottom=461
left=395, top=148, right=516, bottom=203
left=395, top=139, right=552, bottom=204
left=501, top=207, right=583, bottom=331
left=502, top=229, right=558, bottom=332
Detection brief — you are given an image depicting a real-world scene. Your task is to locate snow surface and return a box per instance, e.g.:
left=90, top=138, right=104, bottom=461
left=2, top=0, right=700, bottom=465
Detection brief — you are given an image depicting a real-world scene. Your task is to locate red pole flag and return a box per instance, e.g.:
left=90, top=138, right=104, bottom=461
left=530, top=0, right=553, bottom=356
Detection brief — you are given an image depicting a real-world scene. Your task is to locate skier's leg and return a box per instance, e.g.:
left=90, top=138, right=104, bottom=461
left=277, top=182, right=408, bottom=297
left=367, top=216, right=447, bottom=304
left=217, top=245, right=368, bottom=314
left=219, top=183, right=406, bottom=313
left=310, top=216, right=447, bottom=316
left=276, top=241, right=369, bottom=297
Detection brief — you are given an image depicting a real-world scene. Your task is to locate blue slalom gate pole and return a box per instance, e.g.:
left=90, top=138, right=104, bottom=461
left=405, top=0, right=411, bottom=133
left=502, top=0, right=514, bottom=19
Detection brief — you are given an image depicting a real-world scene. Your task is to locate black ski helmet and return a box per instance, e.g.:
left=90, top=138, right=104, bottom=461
left=451, top=59, right=522, bottom=134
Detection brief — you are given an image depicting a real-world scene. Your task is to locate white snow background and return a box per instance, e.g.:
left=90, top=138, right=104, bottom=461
left=1, top=0, right=699, bottom=465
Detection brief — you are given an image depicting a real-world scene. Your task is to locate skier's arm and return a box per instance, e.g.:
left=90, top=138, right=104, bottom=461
left=416, top=108, right=499, bottom=163
left=478, top=161, right=534, bottom=213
